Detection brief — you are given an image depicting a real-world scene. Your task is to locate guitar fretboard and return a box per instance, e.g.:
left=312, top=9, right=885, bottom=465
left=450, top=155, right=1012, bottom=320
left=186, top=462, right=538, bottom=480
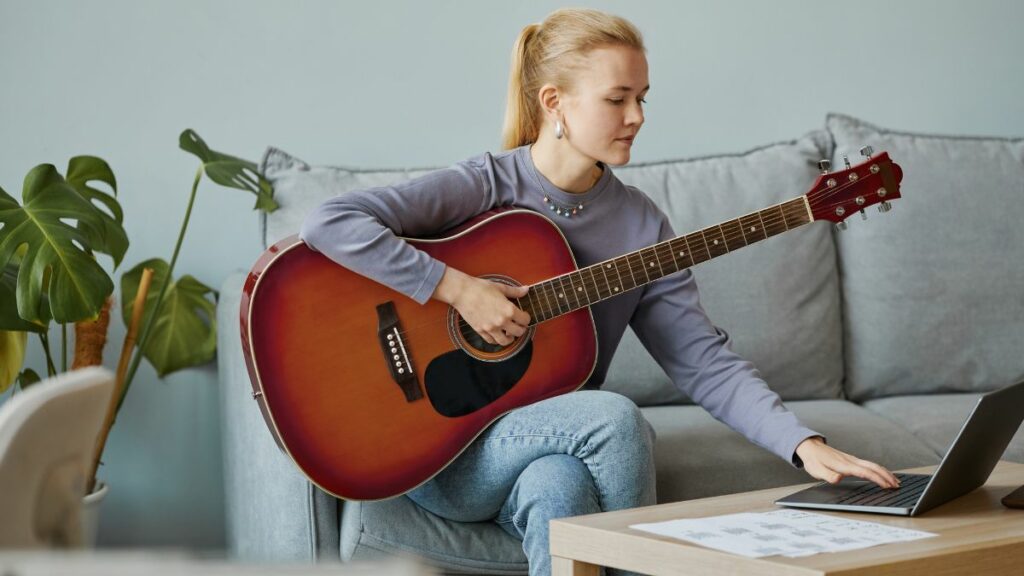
left=517, top=197, right=812, bottom=325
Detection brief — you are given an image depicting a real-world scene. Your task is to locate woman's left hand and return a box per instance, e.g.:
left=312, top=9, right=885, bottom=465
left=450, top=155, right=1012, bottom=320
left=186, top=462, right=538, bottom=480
left=795, top=436, right=900, bottom=489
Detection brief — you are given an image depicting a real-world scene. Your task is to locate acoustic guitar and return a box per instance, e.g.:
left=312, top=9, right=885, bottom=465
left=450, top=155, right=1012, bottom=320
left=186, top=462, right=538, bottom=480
left=241, top=148, right=903, bottom=501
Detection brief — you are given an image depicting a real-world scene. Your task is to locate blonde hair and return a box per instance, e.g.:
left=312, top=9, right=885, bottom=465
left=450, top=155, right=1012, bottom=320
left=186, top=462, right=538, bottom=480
left=501, top=8, right=645, bottom=150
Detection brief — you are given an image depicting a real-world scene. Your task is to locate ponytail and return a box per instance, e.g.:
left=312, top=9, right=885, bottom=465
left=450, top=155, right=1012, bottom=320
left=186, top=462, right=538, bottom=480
left=501, top=24, right=542, bottom=151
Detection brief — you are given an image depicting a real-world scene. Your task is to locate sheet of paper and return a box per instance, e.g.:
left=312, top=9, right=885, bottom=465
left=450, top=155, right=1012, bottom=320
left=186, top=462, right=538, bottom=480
left=629, top=509, right=937, bottom=558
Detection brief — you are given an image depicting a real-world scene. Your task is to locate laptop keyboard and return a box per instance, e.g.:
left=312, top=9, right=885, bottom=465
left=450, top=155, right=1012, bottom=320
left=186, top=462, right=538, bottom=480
left=826, top=473, right=931, bottom=508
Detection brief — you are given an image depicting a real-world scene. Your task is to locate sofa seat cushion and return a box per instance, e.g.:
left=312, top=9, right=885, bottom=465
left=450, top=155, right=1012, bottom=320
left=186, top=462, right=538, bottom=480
left=863, top=394, right=1024, bottom=463
left=828, top=113, right=1024, bottom=401
left=340, top=497, right=527, bottom=575
left=641, top=400, right=939, bottom=504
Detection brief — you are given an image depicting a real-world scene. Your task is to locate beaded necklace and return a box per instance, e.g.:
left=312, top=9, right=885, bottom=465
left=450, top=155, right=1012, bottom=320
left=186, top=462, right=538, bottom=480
left=541, top=164, right=603, bottom=218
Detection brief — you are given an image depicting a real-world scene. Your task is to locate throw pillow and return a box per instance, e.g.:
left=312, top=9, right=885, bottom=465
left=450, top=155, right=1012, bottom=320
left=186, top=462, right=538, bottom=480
left=827, top=113, right=1024, bottom=401
left=259, top=147, right=437, bottom=248
left=604, top=130, right=844, bottom=405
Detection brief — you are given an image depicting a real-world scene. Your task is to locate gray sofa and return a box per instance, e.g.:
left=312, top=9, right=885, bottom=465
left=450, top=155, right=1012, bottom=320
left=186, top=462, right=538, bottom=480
left=218, top=113, right=1024, bottom=573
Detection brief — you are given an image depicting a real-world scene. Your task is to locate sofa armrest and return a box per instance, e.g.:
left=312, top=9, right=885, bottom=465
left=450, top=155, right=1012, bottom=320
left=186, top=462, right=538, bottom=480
left=218, top=271, right=340, bottom=562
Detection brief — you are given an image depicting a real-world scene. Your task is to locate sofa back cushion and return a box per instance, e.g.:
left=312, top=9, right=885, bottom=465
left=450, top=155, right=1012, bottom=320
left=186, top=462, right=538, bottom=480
left=828, top=113, right=1024, bottom=401
left=603, top=131, right=844, bottom=405
left=259, top=132, right=845, bottom=406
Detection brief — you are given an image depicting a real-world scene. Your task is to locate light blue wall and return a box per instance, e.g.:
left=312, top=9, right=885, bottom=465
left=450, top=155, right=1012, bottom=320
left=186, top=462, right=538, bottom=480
left=2, top=0, right=1021, bottom=550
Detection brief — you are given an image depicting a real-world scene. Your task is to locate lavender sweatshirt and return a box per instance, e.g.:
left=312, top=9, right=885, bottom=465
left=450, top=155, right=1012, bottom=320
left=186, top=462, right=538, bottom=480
left=299, top=144, right=822, bottom=466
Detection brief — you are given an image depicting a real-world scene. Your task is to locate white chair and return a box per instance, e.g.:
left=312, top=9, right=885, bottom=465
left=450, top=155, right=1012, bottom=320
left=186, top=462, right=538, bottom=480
left=0, top=366, right=114, bottom=549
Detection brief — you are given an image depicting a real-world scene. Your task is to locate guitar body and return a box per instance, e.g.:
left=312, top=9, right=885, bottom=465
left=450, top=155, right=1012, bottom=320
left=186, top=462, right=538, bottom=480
left=241, top=209, right=598, bottom=501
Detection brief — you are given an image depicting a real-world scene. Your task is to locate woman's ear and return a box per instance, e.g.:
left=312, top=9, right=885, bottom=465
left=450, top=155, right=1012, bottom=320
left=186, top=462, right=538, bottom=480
left=537, top=83, right=562, bottom=121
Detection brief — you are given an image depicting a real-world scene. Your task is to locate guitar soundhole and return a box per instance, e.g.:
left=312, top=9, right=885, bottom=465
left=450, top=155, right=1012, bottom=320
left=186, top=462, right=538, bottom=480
left=458, top=322, right=507, bottom=354
left=446, top=274, right=534, bottom=360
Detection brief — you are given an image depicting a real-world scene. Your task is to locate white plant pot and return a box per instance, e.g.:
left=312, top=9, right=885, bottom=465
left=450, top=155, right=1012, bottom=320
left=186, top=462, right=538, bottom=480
left=80, top=481, right=108, bottom=547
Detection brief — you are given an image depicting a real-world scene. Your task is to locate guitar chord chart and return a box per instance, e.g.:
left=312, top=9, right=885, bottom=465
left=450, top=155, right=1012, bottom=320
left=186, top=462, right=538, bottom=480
left=630, top=509, right=936, bottom=558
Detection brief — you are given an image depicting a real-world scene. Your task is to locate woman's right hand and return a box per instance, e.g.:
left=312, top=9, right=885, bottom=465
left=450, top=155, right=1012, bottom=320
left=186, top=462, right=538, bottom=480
left=432, top=267, right=530, bottom=346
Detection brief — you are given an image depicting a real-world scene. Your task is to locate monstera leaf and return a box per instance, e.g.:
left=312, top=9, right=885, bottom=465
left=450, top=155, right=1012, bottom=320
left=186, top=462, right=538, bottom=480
left=0, top=330, right=27, bottom=393
left=0, top=167, right=114, bottom=324
left=121, top=258, right=217, bottom=377
left=0, top=257, right=45, bottom=332
left=179, top=129, right=277, bottom=212
left=65, top=156, right=128, bottom=268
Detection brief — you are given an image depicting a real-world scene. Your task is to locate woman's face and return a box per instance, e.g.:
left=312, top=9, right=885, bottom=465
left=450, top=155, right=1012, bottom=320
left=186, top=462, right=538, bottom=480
left=561, top=45, right=649, bottom=166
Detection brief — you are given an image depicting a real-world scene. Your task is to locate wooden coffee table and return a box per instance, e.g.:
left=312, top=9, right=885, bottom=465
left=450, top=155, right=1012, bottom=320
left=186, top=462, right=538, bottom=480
left=550, top=460, right=1024, bottom=575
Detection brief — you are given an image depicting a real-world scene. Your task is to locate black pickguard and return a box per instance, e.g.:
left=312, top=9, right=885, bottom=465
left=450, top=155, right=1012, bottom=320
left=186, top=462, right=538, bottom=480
left=424, top=343, right=533, bottom=417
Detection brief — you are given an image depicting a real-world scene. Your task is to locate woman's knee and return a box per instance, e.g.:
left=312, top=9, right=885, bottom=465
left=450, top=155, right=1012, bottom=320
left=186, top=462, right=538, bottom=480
left=516, top=454, right=600, bottom=515
left=577, top=391, right=655, bottom=448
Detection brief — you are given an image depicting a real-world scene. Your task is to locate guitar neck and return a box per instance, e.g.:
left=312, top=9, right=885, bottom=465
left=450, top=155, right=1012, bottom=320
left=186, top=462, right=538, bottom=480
left=519, top=196, right=814, bottom=325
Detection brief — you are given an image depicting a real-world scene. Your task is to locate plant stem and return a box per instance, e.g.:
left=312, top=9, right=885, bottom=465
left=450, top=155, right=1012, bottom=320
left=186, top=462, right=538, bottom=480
left=61, top=322, right=67, bottom=372
left=116, top=165, right=203, bottom=414
left=88, top=268, right=154, bottom=493
left=38, top=332, right=57, bottom=377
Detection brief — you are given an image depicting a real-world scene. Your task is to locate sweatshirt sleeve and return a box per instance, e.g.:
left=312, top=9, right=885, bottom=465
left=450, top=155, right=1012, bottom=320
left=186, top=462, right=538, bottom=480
left=628, top=211, right=824, bottom=467
left=299, top=154, right=498, bottom=304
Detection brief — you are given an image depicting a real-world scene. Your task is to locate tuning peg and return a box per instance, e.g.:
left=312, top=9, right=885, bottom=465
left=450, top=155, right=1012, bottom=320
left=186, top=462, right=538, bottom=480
left=818, top=159, right=831, bottom=174
left=835, top=221, right=848, bottom=231
left=878, top=201, right=892, bottom=213
left=860, top=145, right=874, bottom=158
left=843, top=154, right=852, bottom=169
left=860, top=209, right=868, bottom=221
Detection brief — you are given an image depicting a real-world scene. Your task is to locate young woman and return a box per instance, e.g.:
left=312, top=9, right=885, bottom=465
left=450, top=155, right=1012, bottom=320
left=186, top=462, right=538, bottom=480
left=300, top=8, right=899, bottom=575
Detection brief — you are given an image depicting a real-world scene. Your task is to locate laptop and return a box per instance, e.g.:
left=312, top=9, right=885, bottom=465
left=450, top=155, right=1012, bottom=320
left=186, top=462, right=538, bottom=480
left=775, top=380, right=1024, bottom=516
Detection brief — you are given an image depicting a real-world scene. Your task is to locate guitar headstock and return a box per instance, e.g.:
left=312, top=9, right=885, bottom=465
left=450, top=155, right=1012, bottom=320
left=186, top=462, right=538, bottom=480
left=806, top=147, right=903, bottom=228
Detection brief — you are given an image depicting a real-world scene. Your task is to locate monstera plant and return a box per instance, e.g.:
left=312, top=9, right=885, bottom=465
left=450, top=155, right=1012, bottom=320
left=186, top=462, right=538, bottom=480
left=0, top=130, right=275, bottom=491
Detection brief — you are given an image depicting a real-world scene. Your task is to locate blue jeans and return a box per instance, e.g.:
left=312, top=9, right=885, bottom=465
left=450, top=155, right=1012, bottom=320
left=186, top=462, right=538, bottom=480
left=406, top=390, right=657, bottom=576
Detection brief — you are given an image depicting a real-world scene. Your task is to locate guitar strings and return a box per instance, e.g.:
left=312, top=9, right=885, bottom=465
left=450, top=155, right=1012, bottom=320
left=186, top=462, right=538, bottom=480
left=519, top=207, right=805, bottom=323
left=397, top=170, right=880, bottom=338
left=808, top=165, right=888, bottom=207
left=474, top=167, right=881, bottom=330
left=407, top=201, right=812, bottom=337
left=396, top=204, right=800, bottom=338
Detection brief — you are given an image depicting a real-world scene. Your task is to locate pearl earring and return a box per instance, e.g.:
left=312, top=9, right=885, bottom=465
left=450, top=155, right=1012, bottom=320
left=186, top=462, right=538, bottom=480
left=555, top=119, right=564, bottom=139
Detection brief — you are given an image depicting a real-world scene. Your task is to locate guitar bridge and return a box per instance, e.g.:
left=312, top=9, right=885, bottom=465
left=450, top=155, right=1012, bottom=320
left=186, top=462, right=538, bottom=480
left=376, top=301, right=422, bottom=402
